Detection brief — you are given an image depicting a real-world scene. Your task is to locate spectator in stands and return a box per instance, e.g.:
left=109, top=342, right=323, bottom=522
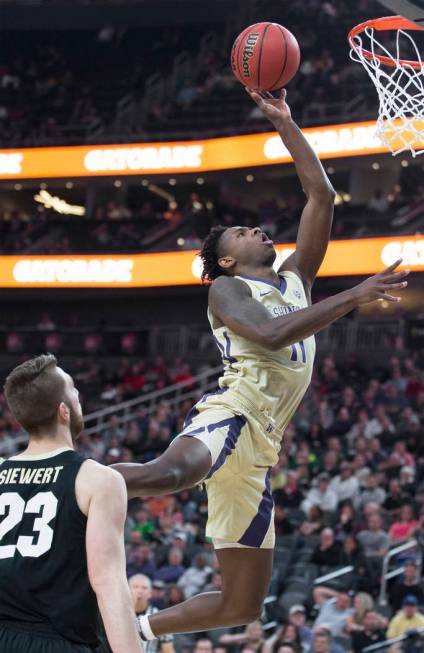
left=177, top=553, right=212, bottom=598
left=333, top=502, right=356, bottom=539
left=313, top=588, right=353, bottom=637
left=273, top=645, right=298, bottom=653
left=288, top=605, right=313, bottom=652
left=357, top=513, right=390, bottom=562
left=37, top=311, right=56, bottom=331
left=192, top=639, right=213, bottom=653
left=367, top=190, right=389, bottom=213
left=220, top=622, right=264, bottom=652
left=274, top=471, right=304, bottom=509
left=350, top=610, right=387, bottom=653
left=389, top=504, right=419, bottom=543
left=339, top=535, right=372, bottom=592
left=126, top=543, right=157, bottom=579
left=346, top=593, right=387, bottom=634
left=384, top=478, right=410, bottom=515
left=310, top=630, right=344, bottom=653
left=387, top=595, right=424, bottom=639
left=299, top=505, right=325, bottom=536
left=219, top=621, right=265, bottom=651
left=355, top=473, right=386, bottom=509
left=389, top=561, right=424, bottom=614
left=154, top=547, right=185, bottom=584
left=301, top=473, right=338, bottom=514
left=311, top=528, right=342, bottom=568
left=329, top=463, right=359, bottom=504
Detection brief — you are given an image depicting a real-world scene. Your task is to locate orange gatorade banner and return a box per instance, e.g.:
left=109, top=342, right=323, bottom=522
left=0, top=236, right=422, bottom=288
left=0, top=120, right=417, bottom=180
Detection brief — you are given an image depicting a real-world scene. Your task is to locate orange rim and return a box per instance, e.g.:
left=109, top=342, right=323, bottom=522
left=348, top=15, right=424, bottom=69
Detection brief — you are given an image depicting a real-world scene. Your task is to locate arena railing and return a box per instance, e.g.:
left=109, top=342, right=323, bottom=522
left=378, top=539, right=421, bottom=606
left=0, top=363, right=223, bottom=456
left=82, top=363, right=223, bottom=437
left=313, top=565, right=354, bottom=586
left=363, top=628, right=424, bottom=652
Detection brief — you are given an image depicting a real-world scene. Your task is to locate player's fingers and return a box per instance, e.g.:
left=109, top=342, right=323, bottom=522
left=263, top=90, right=276, bottom=99
left=245, top=88, right=265, bottom=105
left=382, top=258, right=403, bottom=273
left=378, top=281, right=408, bottom=290
left=382, top=269, right=410, bottom=282
left=376, top=292, right=401, bottom=302
left=279, top=88, right=287, bottom=101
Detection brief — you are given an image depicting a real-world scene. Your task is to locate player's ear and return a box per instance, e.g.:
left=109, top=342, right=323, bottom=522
left=218, top=255, right=236, bottom=271
left=58, top=402, right=70, bottom=423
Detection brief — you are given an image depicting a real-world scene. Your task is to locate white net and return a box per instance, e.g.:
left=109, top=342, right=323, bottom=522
left=350, top=24, right=424, bottom=156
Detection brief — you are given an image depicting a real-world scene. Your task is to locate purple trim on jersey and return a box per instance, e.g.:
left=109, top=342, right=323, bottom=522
left=213, top=335, right=226, bottom=358
left=182, top=426, right=205, bottom=436
left=223, top=331, right=237, bottom=364
left=290, top=344, right=298, bottom=362
left=183, top=406, right=199, bottom=429
left=299, top=340, right=306, bottom=363
left=182, top=387, right=229, bottom=430
left=238, top=274, right=287, bottom=296
left=238, top=468, right=273, bottom=547
left=205, top=414, right=246, bottom=480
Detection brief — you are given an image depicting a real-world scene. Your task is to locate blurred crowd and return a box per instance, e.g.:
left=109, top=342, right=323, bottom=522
left=1, top=347, right=424, bottom=652
left=3, top=175, right=424, bottom=255
left=0, top=0, right=383, bottom=147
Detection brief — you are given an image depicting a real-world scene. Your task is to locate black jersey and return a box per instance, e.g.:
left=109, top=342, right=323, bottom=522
left=0, top=448, right=101, bottom=647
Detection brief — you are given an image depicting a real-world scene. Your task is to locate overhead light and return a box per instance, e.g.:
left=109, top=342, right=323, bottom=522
left=40, top=182, right=48, bottom=190
left=206, top=201, right=214, bottom=210
left=342, top=193, right=351, bottom=202
left=169, top=178, right=177, bottom=186
left=334, top=193, right=343, bottom=205
left=327, top=167, right=335, bottom=174
left=372, top=162, right=380, bottom=170
left=196, top=177, right=204, bottom=185
left=114, top=180, right=122, bottom=187
left=34, top=190, right=85, bottom=216
left=246, top=174, right=254, bottom=182
left=65, top=181, right=74, bottom=189
left=177, top=238, right=185, bottom=246
left=14, top=183, right=22, bottom=191
left=401, top=160, right=409, bottom=168
left=141, top=179, right=149, bottom=187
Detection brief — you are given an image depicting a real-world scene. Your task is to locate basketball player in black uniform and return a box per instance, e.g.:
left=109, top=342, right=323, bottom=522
left=0, top=354, right=143, bottom=653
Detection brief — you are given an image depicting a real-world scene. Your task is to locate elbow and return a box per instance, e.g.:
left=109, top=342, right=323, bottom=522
left=312, top=187, right=336, bottom=202
left=259, top=329, right=284, bottom=352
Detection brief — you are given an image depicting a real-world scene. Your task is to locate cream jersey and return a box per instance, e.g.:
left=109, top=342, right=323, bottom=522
left=208, top=270, right=316, bottom=450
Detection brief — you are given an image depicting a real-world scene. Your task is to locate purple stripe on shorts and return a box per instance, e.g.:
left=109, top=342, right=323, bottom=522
left=183, top=387, right=229, bottom=429
left=238, top=468, right=273, bottom=547
left=205, top=414, right=246, bottom=480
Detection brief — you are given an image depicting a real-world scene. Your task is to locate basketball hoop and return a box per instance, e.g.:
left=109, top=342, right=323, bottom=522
left=348, top=15, right=424, bottom=156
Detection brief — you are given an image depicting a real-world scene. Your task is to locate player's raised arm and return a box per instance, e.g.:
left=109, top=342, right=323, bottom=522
left=209, top=261, right=409, bottom=351
left=79, top=462, right=143, bottom=653
left=246, top=88, right=335, bottom=288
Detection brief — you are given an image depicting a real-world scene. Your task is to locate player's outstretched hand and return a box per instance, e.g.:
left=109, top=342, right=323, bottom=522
left=351, top=259, right=409, bottom=305
left=246, top=87, right=291, bottom=128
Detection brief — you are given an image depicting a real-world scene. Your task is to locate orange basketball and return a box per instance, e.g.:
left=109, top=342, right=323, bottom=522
left=231, top=22, right=300, bottom=92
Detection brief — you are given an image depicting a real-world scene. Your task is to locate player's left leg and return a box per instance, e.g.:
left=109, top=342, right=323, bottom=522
left=144, top=546, right=273, bottom=636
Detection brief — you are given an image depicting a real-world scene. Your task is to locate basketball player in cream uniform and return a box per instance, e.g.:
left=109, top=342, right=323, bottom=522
left=114, top=89, right=409, bottom=640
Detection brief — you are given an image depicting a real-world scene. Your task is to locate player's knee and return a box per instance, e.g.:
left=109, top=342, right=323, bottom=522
left=223, top=600, right=263, bottom=626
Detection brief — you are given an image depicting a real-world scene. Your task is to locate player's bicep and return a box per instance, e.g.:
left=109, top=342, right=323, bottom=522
left=86, top=468, right=127, bottom=591
left=209, top=276, right=273, bottom=346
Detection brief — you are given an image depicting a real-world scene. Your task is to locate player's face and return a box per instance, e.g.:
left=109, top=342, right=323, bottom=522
left=57, top=368, right=84, bottom=441
left=218, top=226, right=276, bottom=272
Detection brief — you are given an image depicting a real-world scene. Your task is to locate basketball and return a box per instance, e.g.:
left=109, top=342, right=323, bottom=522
left=231, top=22, right=301, bottom=91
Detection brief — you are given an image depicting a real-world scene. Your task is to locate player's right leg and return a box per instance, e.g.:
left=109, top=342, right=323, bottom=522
left=146, top=546, right=274, bottom=635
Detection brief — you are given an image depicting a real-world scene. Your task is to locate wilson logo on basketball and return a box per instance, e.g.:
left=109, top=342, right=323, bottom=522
left=242, top=32, right=260, bottom=78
